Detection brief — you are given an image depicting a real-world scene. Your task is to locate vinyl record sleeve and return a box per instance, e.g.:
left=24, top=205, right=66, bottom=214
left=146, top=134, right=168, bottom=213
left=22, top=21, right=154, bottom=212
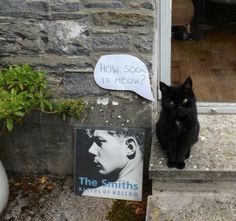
left=74, top=126, right=145, bottom=201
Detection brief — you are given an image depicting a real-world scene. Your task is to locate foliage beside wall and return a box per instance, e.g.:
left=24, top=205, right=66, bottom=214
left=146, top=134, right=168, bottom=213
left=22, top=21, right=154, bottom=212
left=0, top=64, right=85, bottom=135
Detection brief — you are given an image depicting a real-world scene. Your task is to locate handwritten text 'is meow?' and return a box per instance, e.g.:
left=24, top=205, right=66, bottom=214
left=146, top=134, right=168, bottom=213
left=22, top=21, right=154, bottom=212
left=94, top=54, right=154, bottom=101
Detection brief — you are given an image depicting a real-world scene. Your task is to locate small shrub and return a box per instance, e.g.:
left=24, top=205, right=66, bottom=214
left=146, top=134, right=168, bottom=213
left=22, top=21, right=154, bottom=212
left=0, top=64, right=52, bottom=133
left=0, top=64, right=85, bottom=134
left=55, top=99, right=85, bottom=121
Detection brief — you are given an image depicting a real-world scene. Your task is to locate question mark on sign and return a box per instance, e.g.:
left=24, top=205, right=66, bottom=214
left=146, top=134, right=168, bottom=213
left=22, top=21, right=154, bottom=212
left=94, top=54, right=154, bottom=101
left=141, top=75, right=146, bottom=84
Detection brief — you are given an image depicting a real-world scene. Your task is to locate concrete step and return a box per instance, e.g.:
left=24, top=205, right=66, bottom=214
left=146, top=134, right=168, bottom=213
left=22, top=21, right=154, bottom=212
left=149, top=115, right=236, bottom=181
left=146, top=191, right=236, bottom=221
left=152, top=180, right=236, bottom=195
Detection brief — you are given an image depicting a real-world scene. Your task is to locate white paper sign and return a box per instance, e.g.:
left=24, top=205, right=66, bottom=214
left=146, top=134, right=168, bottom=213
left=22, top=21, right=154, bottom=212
left=94, top=54, right=154, bottom=101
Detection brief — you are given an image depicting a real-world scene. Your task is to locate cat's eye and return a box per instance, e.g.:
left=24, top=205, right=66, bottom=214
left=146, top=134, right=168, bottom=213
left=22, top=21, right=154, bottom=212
left=170, top=101, right=175, bottom=106
left=182, top=98, right=188, bottom=104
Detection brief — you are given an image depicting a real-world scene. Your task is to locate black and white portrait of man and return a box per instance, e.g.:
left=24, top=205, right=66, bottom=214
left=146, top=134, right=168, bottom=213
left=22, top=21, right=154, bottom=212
left=74, top=127, right=145, bottom=201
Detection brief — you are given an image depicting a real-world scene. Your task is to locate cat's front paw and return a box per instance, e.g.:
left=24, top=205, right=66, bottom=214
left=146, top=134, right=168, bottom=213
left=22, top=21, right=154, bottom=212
left=176, top=162, right=185, bottom=169
left=167, top=161, right=176, bottom=168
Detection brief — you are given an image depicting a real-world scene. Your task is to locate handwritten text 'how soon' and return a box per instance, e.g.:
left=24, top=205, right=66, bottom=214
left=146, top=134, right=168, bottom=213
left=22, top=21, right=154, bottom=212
left=94, top=54, right=154, bottom=101
left=100, top=63, right=147, bottom=85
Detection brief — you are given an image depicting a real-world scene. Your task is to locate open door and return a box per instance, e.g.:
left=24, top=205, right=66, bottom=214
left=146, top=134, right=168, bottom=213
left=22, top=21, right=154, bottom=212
left=159, top=0, right=236, bottom=113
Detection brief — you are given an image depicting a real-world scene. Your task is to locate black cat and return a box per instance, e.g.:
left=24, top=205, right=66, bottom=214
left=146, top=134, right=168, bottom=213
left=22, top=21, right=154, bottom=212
left=156, top=77, right=199, bottom=169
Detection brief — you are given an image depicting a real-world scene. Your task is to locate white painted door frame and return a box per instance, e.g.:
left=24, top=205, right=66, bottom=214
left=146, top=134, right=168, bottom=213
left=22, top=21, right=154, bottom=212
left=158, top=0, right=236, bottom=113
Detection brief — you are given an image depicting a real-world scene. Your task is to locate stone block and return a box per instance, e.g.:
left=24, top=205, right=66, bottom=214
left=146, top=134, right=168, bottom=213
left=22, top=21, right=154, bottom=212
left=141, top=2, right=154, bottom=10
left=92, top=34, right=130, bottom=51
left=91, top=13, right=108, bottom=26
left=0, top=0, right=49, bottom=19
left=107, top=12, right=153, bottom=26
left=150, top=115, right=236, bottom=181
left=133, top=35, right=154, bottom=53
left=63, top=73, right=108, bottom=97
left=0, top=18, right=43, bottom=56
left=0, top=97, right=152, bottom=175
left=50, top=0, right=80, bottom=12
left=79, top=97, right=152, bottom=128
left=40, top=19, right=90, bottom=56
left=146, top=192, right=236, bottom=221
left=0, top=112, right=74, bottom=175
left=83, top=0, right=124, bottom=8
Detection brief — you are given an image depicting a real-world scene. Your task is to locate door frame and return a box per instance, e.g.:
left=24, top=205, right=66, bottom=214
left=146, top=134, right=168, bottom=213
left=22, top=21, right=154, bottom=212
left=158, top=0, right=236, bottom=114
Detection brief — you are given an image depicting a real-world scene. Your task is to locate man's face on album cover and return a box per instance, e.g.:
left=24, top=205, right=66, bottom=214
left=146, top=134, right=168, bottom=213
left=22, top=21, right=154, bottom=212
left=88, top=130, right=129, bottom=175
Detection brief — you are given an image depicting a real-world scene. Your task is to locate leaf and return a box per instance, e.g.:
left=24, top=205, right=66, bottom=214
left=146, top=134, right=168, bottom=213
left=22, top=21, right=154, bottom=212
left=44, top=100, right=53, bottom=111
left=14, top=111, right=25, bottom=117
left=6, top=117, right=13, bottom=131
left=62, top=113, right=67, bottom=121
left=39, top=176, right=47, bottom=184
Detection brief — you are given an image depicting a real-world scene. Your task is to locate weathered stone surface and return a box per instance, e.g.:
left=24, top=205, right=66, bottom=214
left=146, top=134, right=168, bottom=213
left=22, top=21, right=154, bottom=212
left=92, top=35, right=130, bottom=51
left=50, top=0, right=80, bottom=12
left=107, top=12, right=153, bottom=26
left=0, top=112, right=74, bottom=174
left=91, top=12, right=108, bottom=26
left=0, top=55, right=94, bottom=74
left=40, top=19, right=90, bottom=56
left=141, top=2, right=154, bottom=10
left=0, top=0, right=49, bottom=19
left=79, top=97, right=152, bottom=128
left=133, top=35, right=154, bottom=53
left=84, top=0, right=124, bottom=8
left=0, top=16, right=90, bottom=56
left=0, top=97, right=152, bottom=174
left=0, top=18, right=43, bottom=56
left=0, top=43, right=20, bottom=56
left=2, top=177, right=113, bottom=221
left=63, top=73, right=108, bottom=97
left=149, top=115, right=236, bottom=181
left=146, top=192, right=236, bottom=221
left=0, top=0, right=155, bottom=176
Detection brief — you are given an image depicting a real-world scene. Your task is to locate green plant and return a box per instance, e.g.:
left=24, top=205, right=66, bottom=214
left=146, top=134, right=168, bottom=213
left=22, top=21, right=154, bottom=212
left=0, top=64, right=85, bottom=134
left=55, top=99, right=85, bottom=121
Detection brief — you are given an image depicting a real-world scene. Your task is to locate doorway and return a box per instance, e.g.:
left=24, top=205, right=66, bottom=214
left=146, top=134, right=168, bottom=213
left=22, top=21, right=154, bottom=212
left=171, top=0, right=236, bottom=103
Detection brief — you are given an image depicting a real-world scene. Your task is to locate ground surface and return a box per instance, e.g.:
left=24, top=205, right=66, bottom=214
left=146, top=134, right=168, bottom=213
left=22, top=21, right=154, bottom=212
left=1, top=175, right=149, bottom=221
left=1, top=175, right=113, bottom=221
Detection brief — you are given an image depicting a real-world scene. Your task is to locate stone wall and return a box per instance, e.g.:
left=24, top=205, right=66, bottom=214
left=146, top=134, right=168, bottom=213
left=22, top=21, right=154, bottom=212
left=0, top=0, right=157, bottom=174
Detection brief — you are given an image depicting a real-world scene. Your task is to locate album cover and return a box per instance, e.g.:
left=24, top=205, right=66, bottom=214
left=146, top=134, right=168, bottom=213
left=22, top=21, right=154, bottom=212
left=74, top=126, right=145, bottom=201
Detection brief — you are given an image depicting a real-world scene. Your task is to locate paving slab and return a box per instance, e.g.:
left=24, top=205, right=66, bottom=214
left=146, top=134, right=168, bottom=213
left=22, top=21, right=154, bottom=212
left=146, top=191, right=236, bottom=221
left=149, top=115, right=236, bottom=181
left=152, top=180, right=236, bottom=195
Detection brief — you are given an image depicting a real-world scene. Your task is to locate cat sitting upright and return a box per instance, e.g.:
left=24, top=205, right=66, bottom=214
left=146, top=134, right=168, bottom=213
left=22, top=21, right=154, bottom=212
left=156, top=77, right=199, bottom=169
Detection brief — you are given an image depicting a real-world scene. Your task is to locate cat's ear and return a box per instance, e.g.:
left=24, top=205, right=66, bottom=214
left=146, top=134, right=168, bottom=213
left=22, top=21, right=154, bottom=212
left=183, top=77, right=192, bottom=90
left=159, top=82, right=169, bottom=94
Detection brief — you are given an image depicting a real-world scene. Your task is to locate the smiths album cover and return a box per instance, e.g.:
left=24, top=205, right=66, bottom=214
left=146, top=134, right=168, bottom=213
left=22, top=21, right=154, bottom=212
left=74, top=126, right=145, bottom=201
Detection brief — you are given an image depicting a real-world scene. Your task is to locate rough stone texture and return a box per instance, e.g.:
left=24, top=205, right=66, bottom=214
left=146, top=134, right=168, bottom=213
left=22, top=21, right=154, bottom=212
left=0, top=1, right=155, bottom=220
left=63, top=72, right=108, bottom=97
left=146, top=114, right=236, bottom=221
left=107, top=12, right=153, bottom=26
left=50, top=0, right=81, bottom=12
left=1, top=176, right=113, bottom=221
left=40, top=19, right=90, bottom=56
left=83, top=0, right=124, bottom=9
left=146, top=191, right=236, bottom=221
left=149, top=115, right=236, bottom=181
left=0, top=112, right=74, bottom=175
left=133, top=34, right=154, bottom=52
left=0, top=97, right=152, bottom=175
left=92, top=34, right=130, bottom=51
left=0, top=0, right=156, bottom=99
left=0, top=0, right=49, bottom=19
